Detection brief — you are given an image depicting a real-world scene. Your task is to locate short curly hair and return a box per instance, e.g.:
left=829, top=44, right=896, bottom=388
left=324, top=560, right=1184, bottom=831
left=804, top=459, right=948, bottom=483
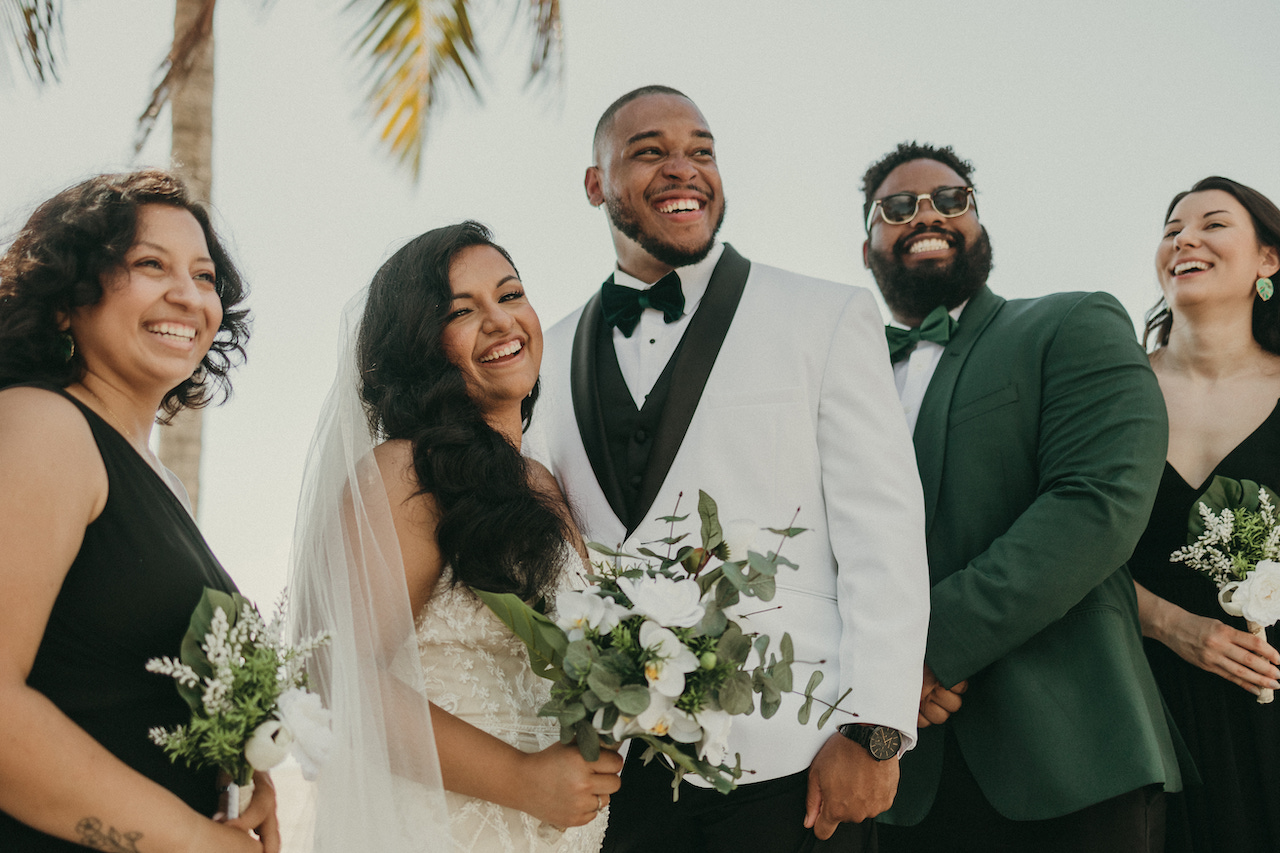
left=861, top=142, right=976, bottom=228
left=0, top=169, right=249, bottom=420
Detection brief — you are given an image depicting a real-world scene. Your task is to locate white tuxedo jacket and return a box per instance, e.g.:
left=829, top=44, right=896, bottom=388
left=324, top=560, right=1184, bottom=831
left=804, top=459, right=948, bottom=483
left=525, top=245, right=929, bottom=783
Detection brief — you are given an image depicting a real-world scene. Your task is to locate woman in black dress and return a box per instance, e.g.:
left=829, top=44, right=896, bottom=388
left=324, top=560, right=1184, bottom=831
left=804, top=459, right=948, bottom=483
left=1132, top=176, right=1280, bottom=852
left=0, top=171, right=278, bottom=851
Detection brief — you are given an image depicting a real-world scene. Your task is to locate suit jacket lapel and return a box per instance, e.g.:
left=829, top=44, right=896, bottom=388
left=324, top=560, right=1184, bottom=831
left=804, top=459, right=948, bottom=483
left=570, top=287, right=629, bottom=525
left=913, top=286, right=1004, bottom=535
left=631, top=244, right=752, bottom=535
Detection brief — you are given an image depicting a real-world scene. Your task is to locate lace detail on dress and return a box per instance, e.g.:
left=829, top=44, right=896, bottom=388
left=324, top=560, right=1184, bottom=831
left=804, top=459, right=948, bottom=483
left=415, top=557, right=606, bottom=853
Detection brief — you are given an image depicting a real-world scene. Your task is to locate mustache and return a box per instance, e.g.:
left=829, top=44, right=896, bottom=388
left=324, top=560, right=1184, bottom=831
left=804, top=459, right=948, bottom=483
left=894, top=225, right=963, bottom=255
left=646, top=182, right=714, bottom=202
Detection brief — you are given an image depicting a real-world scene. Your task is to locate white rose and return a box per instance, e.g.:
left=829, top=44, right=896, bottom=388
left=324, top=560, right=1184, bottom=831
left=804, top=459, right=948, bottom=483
left=638, top=621, right=700, bottom=698
left=696, top=708, right=734, bottom=766
left=244, top=719, right=293, bottom=772
left=720, top=519, right=760, bottom=562
left=617, top=575, right=705, bottom=628
left=1234, top=560, right=1280, bottom=627
left=277, top=687, right=334, bottom=780
left=635, top=691, right=702, bottom=743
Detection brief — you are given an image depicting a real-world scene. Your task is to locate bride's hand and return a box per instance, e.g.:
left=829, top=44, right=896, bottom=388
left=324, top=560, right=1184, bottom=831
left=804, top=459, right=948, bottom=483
left=518, top=742, right=623, bottom=828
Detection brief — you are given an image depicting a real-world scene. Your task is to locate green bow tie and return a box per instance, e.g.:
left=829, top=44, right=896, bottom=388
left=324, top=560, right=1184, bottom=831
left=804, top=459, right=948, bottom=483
left=885, top=305, right=958, bottom=364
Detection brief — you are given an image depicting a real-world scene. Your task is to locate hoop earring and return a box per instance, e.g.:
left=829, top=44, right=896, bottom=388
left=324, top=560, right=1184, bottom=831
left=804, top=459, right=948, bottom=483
left=1258, top=277, right=1275, bottom=302
left=59, top=331, right=75, bottom=362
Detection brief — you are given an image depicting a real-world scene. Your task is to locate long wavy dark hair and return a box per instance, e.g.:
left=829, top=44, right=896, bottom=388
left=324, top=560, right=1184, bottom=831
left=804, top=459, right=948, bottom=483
left=356, top=221, right=567, bottom=600
left=0, top=169, right=250, bottom=420
left=1144, top=176, right=1280, bottom=355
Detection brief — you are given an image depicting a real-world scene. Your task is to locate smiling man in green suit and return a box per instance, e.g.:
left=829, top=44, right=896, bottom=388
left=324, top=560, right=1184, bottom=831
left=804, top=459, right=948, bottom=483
left=862, top=142, right=1184, bottom=853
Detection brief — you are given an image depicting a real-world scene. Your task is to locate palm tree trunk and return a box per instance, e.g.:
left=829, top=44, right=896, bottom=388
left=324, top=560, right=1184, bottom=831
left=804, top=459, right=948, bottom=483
left=156, top=0, right=214, bottom=517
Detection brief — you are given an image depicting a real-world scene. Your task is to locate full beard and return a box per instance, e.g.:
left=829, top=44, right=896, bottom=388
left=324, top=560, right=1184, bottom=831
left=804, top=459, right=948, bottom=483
left=868, top=225, right=995, bottom=323
left=605, top=191, right=727, bottom=270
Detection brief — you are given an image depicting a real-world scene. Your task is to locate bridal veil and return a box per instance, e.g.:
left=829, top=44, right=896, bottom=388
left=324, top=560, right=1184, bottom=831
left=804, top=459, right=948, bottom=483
left=288, top=289, right=453, bottom=851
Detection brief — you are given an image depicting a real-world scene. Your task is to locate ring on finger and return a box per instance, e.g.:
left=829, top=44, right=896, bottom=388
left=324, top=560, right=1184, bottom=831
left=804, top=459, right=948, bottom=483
left=595, top=794, right=604, bottom=813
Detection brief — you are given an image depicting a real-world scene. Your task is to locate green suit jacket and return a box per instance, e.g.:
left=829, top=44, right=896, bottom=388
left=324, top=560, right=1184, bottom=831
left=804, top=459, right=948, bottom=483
left=882, top=286, right=1184, bottom=824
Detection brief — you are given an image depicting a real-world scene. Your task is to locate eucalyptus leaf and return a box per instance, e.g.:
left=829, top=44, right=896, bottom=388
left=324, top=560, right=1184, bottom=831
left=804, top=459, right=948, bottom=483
left=562, top=640, right=594, bottom=680
left=697, top=604, right=728, bottom=638
left=587, top=667, right=621, bottom=702
left=718, top=671, right=754, bottom=714
left=575, top=720, right=601, bottom=761
left=765, top=526, right=809, bottom=538
left=716, top=623, right=752, bottom=665
left=749, top=575, right=776, bottom=602
left=747, top=550, right=779, bottom=577
left=655, top=513, right=690, bottom=524
left=614, top=685, right=652, bottom=715
left=780, top=633, right=794, bottom=662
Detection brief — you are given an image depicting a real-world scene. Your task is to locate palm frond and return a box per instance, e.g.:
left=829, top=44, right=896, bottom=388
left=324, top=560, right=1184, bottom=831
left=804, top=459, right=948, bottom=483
left=349, top=0, right=482, bottom=180
left=133, top=0, right=217, bottom=156
left=522, top=0, right=561, bottom=89
left=2, top=0, right=63, bottom=83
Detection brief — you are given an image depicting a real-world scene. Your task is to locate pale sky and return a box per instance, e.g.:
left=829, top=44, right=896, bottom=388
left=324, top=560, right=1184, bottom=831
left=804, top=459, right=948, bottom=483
left=3, top=0, right=1279, bottom=607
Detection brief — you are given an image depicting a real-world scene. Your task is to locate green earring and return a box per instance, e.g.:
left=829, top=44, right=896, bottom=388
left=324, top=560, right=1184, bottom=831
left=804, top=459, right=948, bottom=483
left=1258, top=277, right=1275, bottom=302
left=59, top=331, right=75, bottom=362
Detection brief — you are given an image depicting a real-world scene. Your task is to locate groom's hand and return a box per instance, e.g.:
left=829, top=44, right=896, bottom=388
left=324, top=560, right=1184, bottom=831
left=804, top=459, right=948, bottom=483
left=803, top=733, right=899, bottom=840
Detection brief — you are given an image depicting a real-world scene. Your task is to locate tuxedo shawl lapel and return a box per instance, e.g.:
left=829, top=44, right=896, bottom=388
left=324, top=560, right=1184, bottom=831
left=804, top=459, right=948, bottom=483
left=630, top=244, right=752, bottom=535
left=912, top=286, right=1005, bottom=535
left=569, top=288, right=629, bottom=524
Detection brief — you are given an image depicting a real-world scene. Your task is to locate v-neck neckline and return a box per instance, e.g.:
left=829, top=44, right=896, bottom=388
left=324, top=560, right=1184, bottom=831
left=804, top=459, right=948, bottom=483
left=1167, top=398, right=1280, bottom=492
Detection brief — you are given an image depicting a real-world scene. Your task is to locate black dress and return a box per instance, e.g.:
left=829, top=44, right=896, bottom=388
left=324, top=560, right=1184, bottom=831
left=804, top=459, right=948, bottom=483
left=1129, top=400, right=1280, bottom=853
left=0, top=386, right=238, bottom=851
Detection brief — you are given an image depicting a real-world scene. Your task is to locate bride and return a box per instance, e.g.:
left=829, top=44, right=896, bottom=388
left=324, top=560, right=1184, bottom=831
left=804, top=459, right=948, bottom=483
left=289, top=222, right=622, bottom=852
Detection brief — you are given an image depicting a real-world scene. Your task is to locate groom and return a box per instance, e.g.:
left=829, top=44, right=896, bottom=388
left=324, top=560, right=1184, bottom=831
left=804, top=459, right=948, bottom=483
left=525, top=85, right=931, bottom=851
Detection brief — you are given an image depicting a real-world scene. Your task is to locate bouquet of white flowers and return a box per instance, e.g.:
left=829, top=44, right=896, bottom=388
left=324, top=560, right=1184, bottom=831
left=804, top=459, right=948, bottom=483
left=477, top=492, right=848, bottom=795
left=146, top=588, right=333, bottom=816
left=1171, top=475, right=1280, bottom=703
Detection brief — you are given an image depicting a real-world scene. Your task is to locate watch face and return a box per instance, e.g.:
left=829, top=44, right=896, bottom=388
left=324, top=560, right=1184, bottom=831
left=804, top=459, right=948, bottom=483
left=868, top=726, right=901, bottom=760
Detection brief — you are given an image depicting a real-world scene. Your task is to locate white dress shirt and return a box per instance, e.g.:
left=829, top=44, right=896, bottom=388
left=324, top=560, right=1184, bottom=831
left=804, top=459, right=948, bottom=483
left=891, top=301, right=966, bottom=434
left=610, top=242, right=725, bottom=409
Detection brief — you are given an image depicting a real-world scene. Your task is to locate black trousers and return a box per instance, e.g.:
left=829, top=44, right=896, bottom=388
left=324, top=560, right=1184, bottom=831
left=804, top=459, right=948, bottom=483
left=878, top=730, right=1166, bottom=853
left=602, top=746, right=876, bottom=853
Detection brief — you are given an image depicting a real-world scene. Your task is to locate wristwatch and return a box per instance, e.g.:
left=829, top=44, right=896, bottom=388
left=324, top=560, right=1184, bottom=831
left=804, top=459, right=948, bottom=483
left=837, top=723, right=901, bottom=761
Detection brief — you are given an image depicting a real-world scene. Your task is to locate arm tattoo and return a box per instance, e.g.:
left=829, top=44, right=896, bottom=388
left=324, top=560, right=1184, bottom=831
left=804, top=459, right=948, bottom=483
left=75, top=817, right=143, bottom=852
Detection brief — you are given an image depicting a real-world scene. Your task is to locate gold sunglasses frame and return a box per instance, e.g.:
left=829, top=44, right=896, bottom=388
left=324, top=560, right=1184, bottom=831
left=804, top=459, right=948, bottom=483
left=865, top=186, right=976, bottom=233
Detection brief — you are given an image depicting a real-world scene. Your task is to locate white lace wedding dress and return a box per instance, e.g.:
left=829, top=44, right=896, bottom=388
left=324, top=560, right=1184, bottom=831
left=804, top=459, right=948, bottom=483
left=415, top=564, right=608, bottom=853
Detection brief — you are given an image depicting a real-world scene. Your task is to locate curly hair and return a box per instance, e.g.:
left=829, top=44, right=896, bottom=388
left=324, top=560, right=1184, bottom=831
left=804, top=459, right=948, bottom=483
left=861, top=141, right=976, bottom=227
left=356, top=221, right=567, bottom=601
left=0, top=169, right=249, bottom=420
left=1144, top=176, right=1280, bottom=355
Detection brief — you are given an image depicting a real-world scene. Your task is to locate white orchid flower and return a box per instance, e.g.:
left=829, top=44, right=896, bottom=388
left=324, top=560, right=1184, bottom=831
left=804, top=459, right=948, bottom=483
left=617, top=575, right=705, bottom=628
left=696, top=708, right=734, bottom=766
left=635, top=691, right=702, bottom=743
left=555, top=588, right=608, bottom=640
left=639, top=620, right=700, bottom=698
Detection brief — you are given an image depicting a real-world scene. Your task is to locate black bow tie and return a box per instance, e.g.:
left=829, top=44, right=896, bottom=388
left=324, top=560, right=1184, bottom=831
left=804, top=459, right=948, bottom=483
left=885, top=305, right=958, bottom=363
left=601, top=270, right=685, bottom=337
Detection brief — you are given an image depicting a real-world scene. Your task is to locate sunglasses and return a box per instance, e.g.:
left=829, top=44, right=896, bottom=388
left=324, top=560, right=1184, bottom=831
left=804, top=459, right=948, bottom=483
left=865, top=186, right=976, bottom=232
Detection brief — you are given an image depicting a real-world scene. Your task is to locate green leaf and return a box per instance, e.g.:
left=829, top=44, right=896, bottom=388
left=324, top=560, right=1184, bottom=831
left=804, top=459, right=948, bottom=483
left=746, top=550, right=779, bottom=577
left=718, top=671, right=754, bottom=714
left=586, top=541, right=628, bottom=558
left=772, top=660, right=793, bottom=693
left=1189, top=476, right=1278, bottom=539
left=587, top=667, right=621, bottom=702
left=655, top=513, right=690, bottom=524
left=753, top=634, right=770, bottom=661
left=472, top=589, right=568, bottom=680
left=614, top=685, right=652, bottom=716
left=748, top=575, right=776, bottom=602
left=716, top=622, right=752, bottom=665
left=797, top=693, right=814, bottom=725
left=575, top=720, right=601, bottom=761
left=720, top=559, right=749, bottom=593
left=765, top=526, right=809, bottom=538
left=803, top=669, right=825, bottom=695
left=780, top=633, right=794, bottom=663
left=562, top=640, right=594, bottom=680
left=698, top=491, right=724, bottom=552
left=697, top=603, right=728, bottom=638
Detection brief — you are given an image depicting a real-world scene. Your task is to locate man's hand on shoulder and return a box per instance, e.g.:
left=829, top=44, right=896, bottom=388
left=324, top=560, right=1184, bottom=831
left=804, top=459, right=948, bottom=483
left=803, top=732, right=900, bottom=840
left=918, top=663, right=967, bottom=728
